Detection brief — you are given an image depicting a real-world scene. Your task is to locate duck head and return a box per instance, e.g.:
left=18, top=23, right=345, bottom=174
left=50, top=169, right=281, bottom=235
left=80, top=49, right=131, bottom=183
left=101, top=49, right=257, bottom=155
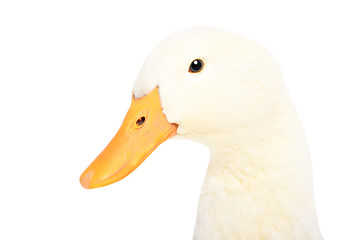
left=80, top=27, right=286, bottom=189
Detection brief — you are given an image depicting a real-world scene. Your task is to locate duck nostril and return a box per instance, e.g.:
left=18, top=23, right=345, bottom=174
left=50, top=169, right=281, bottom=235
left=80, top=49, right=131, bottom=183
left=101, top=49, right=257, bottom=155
left=136, top=116, right=146, bottom=127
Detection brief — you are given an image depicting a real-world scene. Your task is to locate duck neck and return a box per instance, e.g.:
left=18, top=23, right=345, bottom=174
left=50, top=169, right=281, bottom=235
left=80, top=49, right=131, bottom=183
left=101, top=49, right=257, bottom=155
left=193, top=107, right=322, bottom=240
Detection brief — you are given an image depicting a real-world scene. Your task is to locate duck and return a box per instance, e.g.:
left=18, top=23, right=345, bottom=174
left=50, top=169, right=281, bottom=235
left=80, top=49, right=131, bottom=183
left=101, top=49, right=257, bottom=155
left=80, top=27, right=323, bottom=240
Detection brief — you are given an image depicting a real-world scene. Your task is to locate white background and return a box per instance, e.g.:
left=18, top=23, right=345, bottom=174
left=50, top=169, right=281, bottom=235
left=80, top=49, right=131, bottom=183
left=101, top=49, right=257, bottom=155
left=0, top=0, right=359, bottom=239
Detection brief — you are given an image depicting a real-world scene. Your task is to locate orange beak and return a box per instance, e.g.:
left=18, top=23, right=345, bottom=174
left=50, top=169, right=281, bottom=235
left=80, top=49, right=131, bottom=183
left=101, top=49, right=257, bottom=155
left=80, top=87, right=178, bottom=189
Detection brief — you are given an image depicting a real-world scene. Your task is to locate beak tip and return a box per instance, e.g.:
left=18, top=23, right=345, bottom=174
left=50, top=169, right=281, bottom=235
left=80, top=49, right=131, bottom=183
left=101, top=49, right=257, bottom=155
left=80, top=170, right=94, bottom=189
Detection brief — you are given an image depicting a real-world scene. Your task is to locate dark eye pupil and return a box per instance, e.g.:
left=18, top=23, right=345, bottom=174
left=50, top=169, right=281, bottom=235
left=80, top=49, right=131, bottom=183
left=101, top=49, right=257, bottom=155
left=136, top=116, right=145, bottom=126
left=189, top=59, right=203, bottom=73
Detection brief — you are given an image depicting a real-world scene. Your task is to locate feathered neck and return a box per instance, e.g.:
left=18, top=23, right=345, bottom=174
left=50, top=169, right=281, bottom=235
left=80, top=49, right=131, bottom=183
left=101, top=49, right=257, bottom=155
left=192, top=101, right=323, bottom=240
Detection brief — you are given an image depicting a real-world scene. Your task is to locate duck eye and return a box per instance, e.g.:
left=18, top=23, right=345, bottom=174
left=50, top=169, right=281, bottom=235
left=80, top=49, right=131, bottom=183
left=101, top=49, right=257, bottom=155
left=136, top=116, right=146, bottom=127
left=189, top=59, right=204, bottom=73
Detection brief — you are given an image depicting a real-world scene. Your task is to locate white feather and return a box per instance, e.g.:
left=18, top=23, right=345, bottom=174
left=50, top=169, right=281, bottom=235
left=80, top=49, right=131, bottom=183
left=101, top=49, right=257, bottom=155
left=133, top=27, right=323, bottom=240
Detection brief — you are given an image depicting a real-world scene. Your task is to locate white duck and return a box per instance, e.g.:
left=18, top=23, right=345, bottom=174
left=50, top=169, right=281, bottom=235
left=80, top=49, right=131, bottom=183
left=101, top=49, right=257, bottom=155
left=80, top=27, right=323, bottom=240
